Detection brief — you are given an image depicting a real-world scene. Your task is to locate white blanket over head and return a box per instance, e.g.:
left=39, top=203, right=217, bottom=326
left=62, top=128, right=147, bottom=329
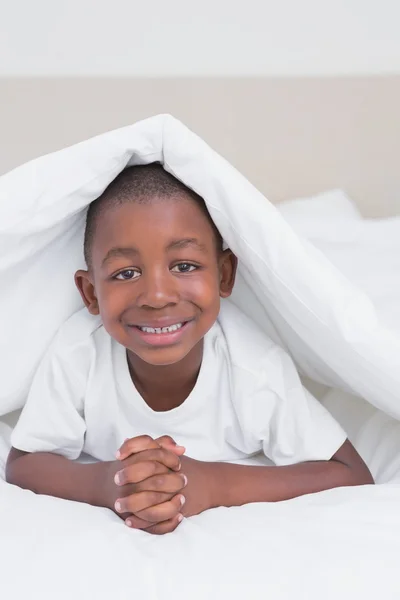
left=2, top=115, right=400, bottom=600
left=0, top=114, right=399, bottom=420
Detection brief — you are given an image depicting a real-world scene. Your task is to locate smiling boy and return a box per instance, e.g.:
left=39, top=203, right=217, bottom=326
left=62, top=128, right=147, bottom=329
left=6, top=164, right=373, bottom=534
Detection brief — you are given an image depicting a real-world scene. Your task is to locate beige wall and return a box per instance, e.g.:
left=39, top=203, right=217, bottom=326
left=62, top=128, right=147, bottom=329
left=1, top=76, right=399, bottom=217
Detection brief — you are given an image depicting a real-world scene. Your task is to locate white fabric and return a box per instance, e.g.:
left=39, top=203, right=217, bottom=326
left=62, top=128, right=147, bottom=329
left=279, top=190, right=400, bottom=481
left=278, top=191, right=400, bottom=479
left=2, top=118, right=400, bottom=600
left=321, top=389, right=400, bottom=485
left=278, top=188, right=362, bottom=227
left=1, top=425, right=400, bottom=600
left=1, top=114, right=400, bottom=420
left=278, top=191, right=400, bottom=338
left=11, top=302, right=345, bottom=465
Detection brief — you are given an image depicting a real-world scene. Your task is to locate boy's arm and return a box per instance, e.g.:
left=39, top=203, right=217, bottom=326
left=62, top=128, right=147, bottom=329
left=115, top=439, right=372, bottom=519
left=205, top=439, right=373, bottom=509
left=6, top=448, right=118, bottom=508
left=6, top=437, right=186, bottom=530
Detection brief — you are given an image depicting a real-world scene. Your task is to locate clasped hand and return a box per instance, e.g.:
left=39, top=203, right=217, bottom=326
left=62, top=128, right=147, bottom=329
left=108, top=435, right=215, bottom=535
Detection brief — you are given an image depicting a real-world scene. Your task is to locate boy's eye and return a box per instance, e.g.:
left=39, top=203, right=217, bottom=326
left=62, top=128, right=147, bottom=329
left=114, top=269, right=140, bottom=280
left=171, top=263, right=197, bottom=274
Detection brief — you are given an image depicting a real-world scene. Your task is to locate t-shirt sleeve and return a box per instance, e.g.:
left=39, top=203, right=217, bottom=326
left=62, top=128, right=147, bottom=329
left=235, top=347, right=347, bottom=466
left=11, top=333, right=89, bottom=461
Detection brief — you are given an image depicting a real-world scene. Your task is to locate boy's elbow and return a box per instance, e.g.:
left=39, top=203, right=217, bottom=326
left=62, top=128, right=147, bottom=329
left=332, top=439, right=374, bottom=487
left=5, top=447, right=29, bottom=485
left=5, top=469, right=16, bottom=485
left=347, top=463, right=374, bottom=487
left=5, top=463, right=16, bottom=485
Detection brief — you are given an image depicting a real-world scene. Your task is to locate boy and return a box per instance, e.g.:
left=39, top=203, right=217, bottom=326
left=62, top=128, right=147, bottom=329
left=6, top=164, right=373, bottom=535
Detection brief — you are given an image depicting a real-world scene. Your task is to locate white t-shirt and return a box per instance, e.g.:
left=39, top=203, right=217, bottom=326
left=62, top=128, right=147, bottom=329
left=12, top=302, right=346, bottom=465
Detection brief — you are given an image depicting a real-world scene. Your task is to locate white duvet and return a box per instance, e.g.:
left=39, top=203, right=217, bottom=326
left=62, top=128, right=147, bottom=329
left=1, top=116, right=400, bottom=599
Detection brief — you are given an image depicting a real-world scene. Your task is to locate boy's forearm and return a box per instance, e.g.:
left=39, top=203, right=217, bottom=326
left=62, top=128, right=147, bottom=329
left=6, top=449, right=113, bottom=509
left=208, top=457, right=373, bottom=508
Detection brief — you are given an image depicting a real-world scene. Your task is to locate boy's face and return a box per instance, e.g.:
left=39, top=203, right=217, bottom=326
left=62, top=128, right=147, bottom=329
left=75, top=195, right=237, bottom=367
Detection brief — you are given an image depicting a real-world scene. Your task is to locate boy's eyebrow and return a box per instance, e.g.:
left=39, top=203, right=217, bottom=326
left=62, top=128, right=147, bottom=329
left=102, top=247, right=139, bottom=265
left=166, top=238, right=207, bottom=252
left=101, top=239, right=207, bottom=265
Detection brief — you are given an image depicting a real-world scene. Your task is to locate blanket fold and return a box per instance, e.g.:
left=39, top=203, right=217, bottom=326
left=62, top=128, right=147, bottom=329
left=1, top=114, right=399, bottom=418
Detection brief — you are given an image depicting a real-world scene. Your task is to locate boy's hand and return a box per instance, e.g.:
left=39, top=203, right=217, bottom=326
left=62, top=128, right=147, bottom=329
left=117, top=434, right=186, bottom=461
left=175, top=455, right=217, bottom=518
left=120, top=449, right=218, bottom=531
left=112, top=435, right=187, bottom=534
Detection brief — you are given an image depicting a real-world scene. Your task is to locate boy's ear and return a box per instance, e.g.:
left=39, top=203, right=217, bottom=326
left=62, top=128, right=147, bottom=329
left=219, top=250, right=238, bottom=299
left=74, top=270, right=100, bottom=315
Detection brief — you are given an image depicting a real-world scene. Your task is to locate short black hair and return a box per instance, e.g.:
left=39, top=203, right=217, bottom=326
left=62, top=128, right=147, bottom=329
left=84, top=163, right=223, bottom=267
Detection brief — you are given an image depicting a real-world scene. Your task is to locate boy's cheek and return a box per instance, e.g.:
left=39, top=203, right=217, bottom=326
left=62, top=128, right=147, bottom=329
left=96, top=285, right=131, bottom=315
left=96, top=296, right=128, bottom=339
left=183, top=276, right=221, bottom=308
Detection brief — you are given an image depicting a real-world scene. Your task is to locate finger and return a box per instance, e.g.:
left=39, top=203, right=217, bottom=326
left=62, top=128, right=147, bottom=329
left=122, top=447, right=181, bottom=472
left=135, top=493, right=186, bottom=523
left=122, top=472, right=187, bottom=494
left=124, top=514, right=154, bottom=530
left=117, top=435, right=159, bottom=460
left=115, top=490, right=174, bottom=515
left=144, top=513, right=184, bottom=535
left=156, top=435, right=186, bottom=455
left=114, top=460, right=168, bottom=486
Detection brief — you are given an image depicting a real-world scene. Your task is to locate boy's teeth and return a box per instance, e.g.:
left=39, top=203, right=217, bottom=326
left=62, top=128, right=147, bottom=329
left=139, top=323, right=183, bottom=334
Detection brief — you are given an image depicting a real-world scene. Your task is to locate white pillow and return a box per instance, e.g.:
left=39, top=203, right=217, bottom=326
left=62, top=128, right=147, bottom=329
left=277, top=190, right=362, bottom=241
left=278, top=189, right=362, bottom=222
left=0, top=114, right=399, bottom=420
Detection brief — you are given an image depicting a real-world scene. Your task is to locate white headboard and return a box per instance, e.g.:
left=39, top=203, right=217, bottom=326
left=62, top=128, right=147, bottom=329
left=1, top=77, right=399, bottom=217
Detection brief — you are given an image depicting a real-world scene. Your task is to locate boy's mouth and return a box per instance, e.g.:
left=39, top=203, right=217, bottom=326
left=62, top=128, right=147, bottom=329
left=128, top=320, right=192, bottom=347
left=137, top=322, right=184, bottom=335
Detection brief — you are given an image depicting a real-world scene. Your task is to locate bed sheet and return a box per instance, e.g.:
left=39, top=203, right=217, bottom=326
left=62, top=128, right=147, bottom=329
left=2, top=384, right=400, bottom=600
left=1, top=416, right=400, bottom=600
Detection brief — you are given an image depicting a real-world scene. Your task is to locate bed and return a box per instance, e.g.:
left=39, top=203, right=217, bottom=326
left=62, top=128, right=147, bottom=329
left=1, top=77, right=400, bottom=600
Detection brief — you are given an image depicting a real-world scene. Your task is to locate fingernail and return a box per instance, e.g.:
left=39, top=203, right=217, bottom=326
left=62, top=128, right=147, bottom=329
left=115, top=501, right=122, bottom=513
left=177, top=514, right=183, bottom=523
left=114, top=472, right=121, bottom=485
left=182, top=475, right=188, bottom=486
left=115, top=450, right=121, bottom=459
left=177, top=462, right=181, bottom=471
left=126, top=519, right=132, bottom=527
left=180, top=495, right=186, bottom=506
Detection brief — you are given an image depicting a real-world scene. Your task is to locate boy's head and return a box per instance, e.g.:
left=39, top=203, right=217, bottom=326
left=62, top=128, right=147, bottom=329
left=75, top=163, right=237, bottom=367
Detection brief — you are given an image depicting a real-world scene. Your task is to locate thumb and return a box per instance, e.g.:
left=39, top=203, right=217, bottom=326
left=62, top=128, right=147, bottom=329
left=156, top=435, right=186, bottom=455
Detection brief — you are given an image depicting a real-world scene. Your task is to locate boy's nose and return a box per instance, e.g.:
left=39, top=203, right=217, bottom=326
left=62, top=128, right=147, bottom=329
left=136, top=272, right=179, bottom=309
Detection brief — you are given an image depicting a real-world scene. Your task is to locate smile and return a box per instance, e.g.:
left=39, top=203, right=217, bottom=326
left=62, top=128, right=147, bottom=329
left=137, top=323, right=184, bottom=334
left=128, top=320, right=192, bottom=347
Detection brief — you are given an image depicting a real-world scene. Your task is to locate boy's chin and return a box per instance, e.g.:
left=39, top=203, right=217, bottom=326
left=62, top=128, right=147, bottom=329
left=134, top=346, right=193, bottom=367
